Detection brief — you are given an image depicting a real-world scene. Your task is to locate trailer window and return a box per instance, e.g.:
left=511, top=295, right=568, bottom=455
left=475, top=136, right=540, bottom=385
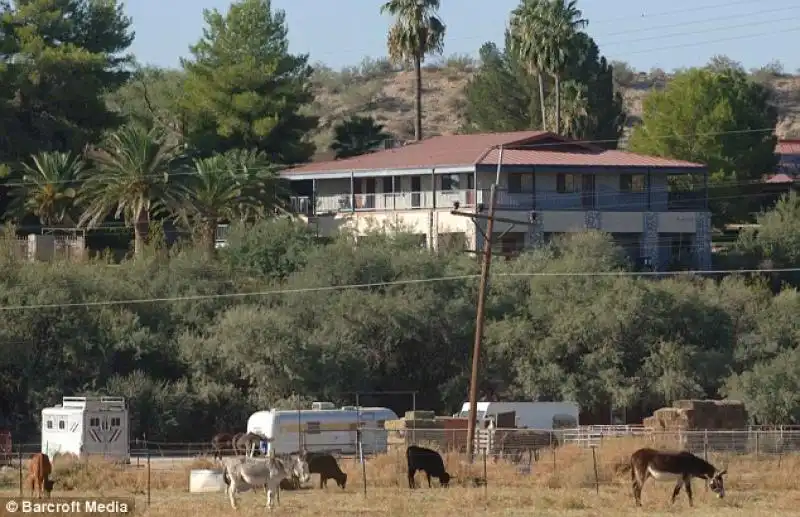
left=306, top=422, right=321, bottom=434
left=89, top=418, right=100, bottom=427
left=110, top=417, right=120, bottom=427
left=58, top=420, right=65, bottom=430
left=46, top=419, right=53, bottom=429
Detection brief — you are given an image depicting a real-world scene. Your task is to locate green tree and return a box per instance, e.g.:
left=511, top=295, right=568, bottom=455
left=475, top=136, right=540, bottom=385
left=106, top=67, right=188, bottom=146
left=508, top=0, right=549, bottom=128
left=78, top=124, right=182, bottom=257
left=174, top=149, right=285, bottom=254
left=464, top=31, right=624, bottom=145
left=535, top=0, right=588, bottom=135
left=0, top=0, right=134, bottom=162
left=6, top=152, right=85, bottom=226
left=180, top=0, right=317, bottom=163
left=330, top=115, right=392, bottom=159
left=462, top=38, right=542, bottom=133
left=381, top=0, right=445, bottom=141
left=627, top=67, right=778, bottom=224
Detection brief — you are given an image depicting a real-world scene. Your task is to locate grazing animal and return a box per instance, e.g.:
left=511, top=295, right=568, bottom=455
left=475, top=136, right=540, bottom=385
left=231, top=432, right=244, bottom=455
left=222, top=454, right=311, bottom=509
left=304, top=452, right=347, bottom=489
left=406, top=445, right=451, bottom=488
left=234, top=432, right=269, bottom=457
left=211, top=432, right=235, bottom=461
left=630, top=448, right=727, bottom=507
left=27, top=453, right=54, bottom=498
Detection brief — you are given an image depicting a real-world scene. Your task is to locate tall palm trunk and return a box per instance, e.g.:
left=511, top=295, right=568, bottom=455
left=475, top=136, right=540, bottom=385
left=414, top=51, right=423, bottom=141
left=537, top=72, right=547, bottom=131
left=133, top=208, right=150, bottom=257
left=202, top=220, right=217, bottom=256
left=554, top=74, right=561, bottom=135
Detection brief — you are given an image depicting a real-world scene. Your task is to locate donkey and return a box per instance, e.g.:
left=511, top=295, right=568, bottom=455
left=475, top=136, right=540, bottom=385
left=222, top=454, right=311, bottom=509
left=235, top=432, right=270, bottom=457
left=630, top=447, right=727, bottom=507
left=211, top=432, right=235, bottom=462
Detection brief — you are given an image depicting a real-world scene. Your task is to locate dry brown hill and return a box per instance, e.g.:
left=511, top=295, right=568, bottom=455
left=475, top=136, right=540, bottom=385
left=307, top=57, right=800, bottom=160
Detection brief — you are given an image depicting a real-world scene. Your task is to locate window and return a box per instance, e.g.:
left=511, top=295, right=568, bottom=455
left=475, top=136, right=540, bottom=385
left=58, top=420, right=65, bottom=430
left=89, top=417, right=100, bottom=427
left=381, top=176, right=393, bottom=193
left=306, top=421, right=321, bottom=434
left=556, top=173, right=577, bottom=193
left=441, top=174, right=460, bottom=191
left=620, top=173, right=646, bottom=193
left=46, top=419, right=53, bottom=429
left=111, top=417, right=121, bottom=427
left=507, top=174, right=523, bottom=193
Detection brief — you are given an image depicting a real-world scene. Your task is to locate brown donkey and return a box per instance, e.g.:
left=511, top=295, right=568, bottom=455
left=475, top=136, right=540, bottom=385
left=631, top=448, right=727, bottom=507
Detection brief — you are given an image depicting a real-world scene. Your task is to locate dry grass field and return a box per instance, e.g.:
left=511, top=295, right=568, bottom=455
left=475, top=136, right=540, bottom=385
left=2, top=438, right=800, bottom=515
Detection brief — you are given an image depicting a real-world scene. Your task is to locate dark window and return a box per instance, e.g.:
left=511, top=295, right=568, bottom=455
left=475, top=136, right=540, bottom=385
left=507, top=174, right=523, bottom=193
left=620, top=173, right=646, bottom=193
left=306, top=421, right=321, bottom=434
left=441, top=174, right=460, bottom=191
left=556, top=174, right=576, bottom=193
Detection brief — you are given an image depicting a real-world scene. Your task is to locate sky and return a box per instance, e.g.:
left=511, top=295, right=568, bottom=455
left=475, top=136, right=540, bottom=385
left=126, top=0, right=800, bottom=73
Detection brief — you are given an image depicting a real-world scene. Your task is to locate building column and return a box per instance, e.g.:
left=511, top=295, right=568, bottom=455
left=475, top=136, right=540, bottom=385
left=584, top=210, right=601, bottom=230
left=693, top=211, right=711, bottom=270
left=526, top=211, right=544, bottom=249
left=641, top=212, right=659, bottom=270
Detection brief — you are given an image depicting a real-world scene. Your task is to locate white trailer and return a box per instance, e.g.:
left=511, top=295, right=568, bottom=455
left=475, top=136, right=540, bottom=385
left=41, top=396, right=129, bottom=461
left=247, top=404, right=398, bottom=455
left=456, top=401, right=580, bottom=430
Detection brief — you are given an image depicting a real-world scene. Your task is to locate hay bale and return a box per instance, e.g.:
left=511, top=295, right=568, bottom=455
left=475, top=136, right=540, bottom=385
left=405, top=411, right=435, bottom=420
left=384, top=419, right=407, bottom=431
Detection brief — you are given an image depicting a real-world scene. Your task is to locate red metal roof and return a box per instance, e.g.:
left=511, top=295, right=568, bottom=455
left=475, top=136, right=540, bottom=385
left=283, top=131, right=704, bottom=175
left=765, top=173, right=794, bottom=184
left=777, top=139, right=800, bottom=155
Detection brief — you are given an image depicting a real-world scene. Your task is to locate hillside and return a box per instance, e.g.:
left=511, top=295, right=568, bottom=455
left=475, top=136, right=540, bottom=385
left=307, top=59, right=800, bottom=159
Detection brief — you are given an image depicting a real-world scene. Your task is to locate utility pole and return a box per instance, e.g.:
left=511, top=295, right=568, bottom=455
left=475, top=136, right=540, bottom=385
left=449, top=145, right=538, bottom=462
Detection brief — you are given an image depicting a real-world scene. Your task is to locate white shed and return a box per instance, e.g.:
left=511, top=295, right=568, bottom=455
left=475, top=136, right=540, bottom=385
left=41, top=396, right=129, bottom=461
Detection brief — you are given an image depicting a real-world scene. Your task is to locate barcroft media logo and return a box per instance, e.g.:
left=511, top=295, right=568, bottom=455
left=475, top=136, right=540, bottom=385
left=2, top=498, right=133, bottom=516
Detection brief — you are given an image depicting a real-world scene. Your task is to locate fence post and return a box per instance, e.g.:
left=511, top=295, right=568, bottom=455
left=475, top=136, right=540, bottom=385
left=357, top=430, right=366, bottom=496
left=590, top=445, right=599, bottom=494
left=755, top=431, right=760, bottom=458
left=146, top=448, right=151, bottom=507
left=703, top=430, right=708, bottom=461
left=482, top=448, right=487, bottom=499
left=17, top=446, right=22, bottom=496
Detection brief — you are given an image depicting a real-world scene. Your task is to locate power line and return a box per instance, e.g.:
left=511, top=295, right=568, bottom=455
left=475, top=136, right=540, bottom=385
left=625, top=26, right=800, bottom=56
left=600, top=5, right=799, bottom=39
left=0, top=267, right=797, bottom=311
left=603, top=18, right=798, bottom=47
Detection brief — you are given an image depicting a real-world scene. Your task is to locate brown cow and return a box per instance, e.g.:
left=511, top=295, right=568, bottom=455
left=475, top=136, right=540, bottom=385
left=27, top=452, right=55, bottom=498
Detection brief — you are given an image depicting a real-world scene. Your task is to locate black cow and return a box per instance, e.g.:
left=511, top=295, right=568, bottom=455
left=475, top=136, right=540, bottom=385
left=406, top=445, right=451, bottom=488
left=304, top=452, right=347, bottom=489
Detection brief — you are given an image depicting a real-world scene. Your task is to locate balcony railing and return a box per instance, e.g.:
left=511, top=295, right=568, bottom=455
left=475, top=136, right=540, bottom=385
left=290, top=187, right=707, bottom=215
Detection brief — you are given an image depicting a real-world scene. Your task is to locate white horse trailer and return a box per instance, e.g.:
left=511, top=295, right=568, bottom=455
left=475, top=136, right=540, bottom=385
left=247, top=405, right=398, bottom=456
left=41, top=396, right=129, bottom=462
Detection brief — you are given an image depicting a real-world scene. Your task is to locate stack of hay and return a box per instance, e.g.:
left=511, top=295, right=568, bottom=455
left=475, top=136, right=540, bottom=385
left=643, top=399, right=748, bottom=451
left=385, top=411, right=447, bottom=449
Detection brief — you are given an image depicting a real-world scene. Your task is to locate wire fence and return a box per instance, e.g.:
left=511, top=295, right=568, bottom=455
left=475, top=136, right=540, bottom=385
left=3, top=428, right=800, bottom=504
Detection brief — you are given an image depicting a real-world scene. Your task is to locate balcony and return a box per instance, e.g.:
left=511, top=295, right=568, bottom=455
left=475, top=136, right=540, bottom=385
left=290, top=186, right=707, bottom=215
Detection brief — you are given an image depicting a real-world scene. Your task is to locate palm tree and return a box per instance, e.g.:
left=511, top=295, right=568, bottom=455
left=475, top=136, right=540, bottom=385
left=330, top=116, right=393, bottom=158
left=509, top=0, right=587, bottom=134
left=539, top=0, right=588, bottom=135
left=78, top=124, right=182, bottom=257
left=174, top=149, right=285, bottom=254
left=509, top=0, right=549, bottom=130
left=6, top=152, right=85, bottom=226
left=381, top=0, right=445, bottom=141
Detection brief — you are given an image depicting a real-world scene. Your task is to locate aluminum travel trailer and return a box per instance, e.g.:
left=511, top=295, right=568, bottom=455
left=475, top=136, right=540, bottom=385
left=247, top=404, right=398, bottom=455
left=456, top=401, right=579, bottom=430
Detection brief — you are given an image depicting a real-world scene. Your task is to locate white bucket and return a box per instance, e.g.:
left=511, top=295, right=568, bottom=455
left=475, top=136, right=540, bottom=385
left=189, top=469, right=226, bottom=493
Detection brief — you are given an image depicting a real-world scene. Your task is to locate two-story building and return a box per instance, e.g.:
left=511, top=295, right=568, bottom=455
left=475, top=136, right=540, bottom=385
left=776, top=139, right=800, bottom=177
left=282, top=130, right=710, bottom=270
